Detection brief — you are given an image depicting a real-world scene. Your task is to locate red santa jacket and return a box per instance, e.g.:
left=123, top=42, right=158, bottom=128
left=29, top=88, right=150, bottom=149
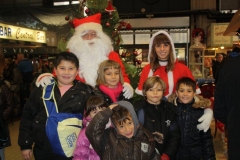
left=136, top=62, right=200, bottom=98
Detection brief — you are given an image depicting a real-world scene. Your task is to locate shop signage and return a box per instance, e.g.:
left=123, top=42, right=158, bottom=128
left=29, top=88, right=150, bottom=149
left=2, top=47, right=59, bottom=55
left=207, top=23, right=233, bottom=47
left=0, top=23, right=46, bottom=43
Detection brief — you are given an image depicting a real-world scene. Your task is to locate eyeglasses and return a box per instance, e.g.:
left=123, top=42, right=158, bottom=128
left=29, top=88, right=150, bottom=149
left=81, top=32, right=97, bottom=39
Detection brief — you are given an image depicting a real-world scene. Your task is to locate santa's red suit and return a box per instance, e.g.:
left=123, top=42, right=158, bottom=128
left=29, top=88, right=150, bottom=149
left=135, top=30, right=200, bottom=98
left=51, top=13, right=130, bottom=86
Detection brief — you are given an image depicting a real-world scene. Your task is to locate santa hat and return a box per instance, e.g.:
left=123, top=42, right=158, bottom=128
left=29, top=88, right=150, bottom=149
left=73, top=13, right=102, bottom=34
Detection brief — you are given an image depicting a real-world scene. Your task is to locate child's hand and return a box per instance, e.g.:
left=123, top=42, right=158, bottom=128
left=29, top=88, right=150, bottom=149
left=109, top=104, right=118, bottom=110
left=153, top=132, right=164, bottom=144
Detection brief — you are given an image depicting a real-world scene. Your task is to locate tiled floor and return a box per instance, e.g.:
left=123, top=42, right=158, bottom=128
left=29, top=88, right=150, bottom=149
left=4, top=119, right=227, bottom=160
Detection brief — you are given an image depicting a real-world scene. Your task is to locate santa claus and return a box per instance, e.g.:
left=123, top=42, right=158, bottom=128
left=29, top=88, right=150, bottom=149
left=36, top=13, right=133, bottom=99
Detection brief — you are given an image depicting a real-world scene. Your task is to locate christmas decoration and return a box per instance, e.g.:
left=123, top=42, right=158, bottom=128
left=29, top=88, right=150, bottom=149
left=65, top=15, right=70, bottom=21
left=105, top=0, right=115, bottom=14
left=126, top=23, right=132, bottom=30
left=106, top=22, right=110, bottom=27
left=85, top=8, right=90, bottom=14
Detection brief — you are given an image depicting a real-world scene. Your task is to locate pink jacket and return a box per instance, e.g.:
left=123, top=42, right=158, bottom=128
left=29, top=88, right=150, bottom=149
left=73, top=117, right=100, bottom=160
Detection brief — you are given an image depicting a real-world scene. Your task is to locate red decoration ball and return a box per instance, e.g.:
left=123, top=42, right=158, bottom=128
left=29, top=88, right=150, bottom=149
left=134, top=51, right=138, bottom=56
left=122, top=53, right=126, bottom=57
left=85, top=9, right=90, bottom=14
left=106, top=22, right=110, bottom=27
left=137, top=60, right=142, bottom=65
left=65, top=16, right=69, bottom=21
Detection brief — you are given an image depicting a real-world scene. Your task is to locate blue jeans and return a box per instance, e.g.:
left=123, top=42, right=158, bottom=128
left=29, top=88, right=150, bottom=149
left=0, top=148, right=5, bottom=160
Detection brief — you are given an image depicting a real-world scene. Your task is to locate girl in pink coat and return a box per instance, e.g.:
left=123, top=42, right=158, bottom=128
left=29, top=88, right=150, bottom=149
left=73, top=96, right=110, bottom=160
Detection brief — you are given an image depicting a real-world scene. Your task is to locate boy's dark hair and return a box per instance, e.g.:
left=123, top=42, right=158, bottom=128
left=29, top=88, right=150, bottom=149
left=176, top=77, right=196, bottom=92
left=85, top=96, right=107, bottom=117
left=111, top=105, right=131, bottom=126
left=54, top=52, right=79, bottom=69
left=232, top=47, right=240, bottom=53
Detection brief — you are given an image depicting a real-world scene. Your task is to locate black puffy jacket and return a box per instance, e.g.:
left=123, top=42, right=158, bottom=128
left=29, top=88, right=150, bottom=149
left=18, top=80, right=93, bottom=152
left=169, top=95, right=215, bottom=160
left=134, top=99, right=180, bottom=160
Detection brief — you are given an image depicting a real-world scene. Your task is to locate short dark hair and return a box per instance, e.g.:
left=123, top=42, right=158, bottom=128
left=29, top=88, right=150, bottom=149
left=111, top=105, right=131, bottom=126
left=176, top=77, right=196, bottom=92
left=85, top=96, right=107, bottom=117
left=216, top=53, right=223, bottom=58
left=54, top=52, right=79, bottom=69
left=232, top=47, right=240, bottom=53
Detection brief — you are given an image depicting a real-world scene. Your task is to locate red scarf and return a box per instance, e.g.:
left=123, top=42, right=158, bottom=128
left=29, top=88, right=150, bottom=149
left=99, top=83, right=123, bottom=102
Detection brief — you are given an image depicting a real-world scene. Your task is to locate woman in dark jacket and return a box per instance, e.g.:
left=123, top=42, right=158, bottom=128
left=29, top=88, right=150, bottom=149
left=0, top=78, right=14, bottom=160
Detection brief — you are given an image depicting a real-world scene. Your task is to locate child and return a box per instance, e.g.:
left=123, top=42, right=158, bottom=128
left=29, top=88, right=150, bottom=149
left=18, top=52, right=93, bottom=160
left=86, top=101, right=159, bottom=160
left=94, top=60, right=131, bottom=105
left=134, top=76, right=180, bottom=160
left=168, top=77, right=215, bottom=160
left=73, top=96, right=109, bottom=160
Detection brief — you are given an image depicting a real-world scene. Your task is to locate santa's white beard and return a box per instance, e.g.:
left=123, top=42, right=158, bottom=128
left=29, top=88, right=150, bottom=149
left=67, top=34, right=113, bottom=86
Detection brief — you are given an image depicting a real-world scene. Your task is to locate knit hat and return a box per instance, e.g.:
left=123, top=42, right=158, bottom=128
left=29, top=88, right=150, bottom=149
left=73, top=13, right=102, bottom=34
left=114, top=101, right=139, bottom=136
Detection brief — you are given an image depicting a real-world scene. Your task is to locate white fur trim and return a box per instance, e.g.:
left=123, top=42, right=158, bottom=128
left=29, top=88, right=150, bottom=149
left=148, top=69, right=153, bottom=77
left=135, top=88, right=143, bottom=95
left=74, top=22, right=102, bottom=35
left=166, top=71, right=174, bottom=98
left=148, top=30, right=176, bottom=62
left=196, top=88, right=201, bottom=94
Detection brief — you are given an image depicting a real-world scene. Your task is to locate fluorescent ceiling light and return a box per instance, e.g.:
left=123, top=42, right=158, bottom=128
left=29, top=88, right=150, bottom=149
left=54, top=1, right=79, bottom=6
left=72, top=1, right=80, bottom=4
left=54, top=2, right=69, bottom=6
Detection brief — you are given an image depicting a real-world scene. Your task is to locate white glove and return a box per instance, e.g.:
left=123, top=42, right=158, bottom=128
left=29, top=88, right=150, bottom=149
left=197, top=108, right=213, bottom=132
left=123, top=82, right=134, bottom=99
left=35, top=73, right=54, bottom=87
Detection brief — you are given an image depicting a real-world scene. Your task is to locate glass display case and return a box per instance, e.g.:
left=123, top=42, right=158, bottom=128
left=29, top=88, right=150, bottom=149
left=189, top=47, right=205, bottom=78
